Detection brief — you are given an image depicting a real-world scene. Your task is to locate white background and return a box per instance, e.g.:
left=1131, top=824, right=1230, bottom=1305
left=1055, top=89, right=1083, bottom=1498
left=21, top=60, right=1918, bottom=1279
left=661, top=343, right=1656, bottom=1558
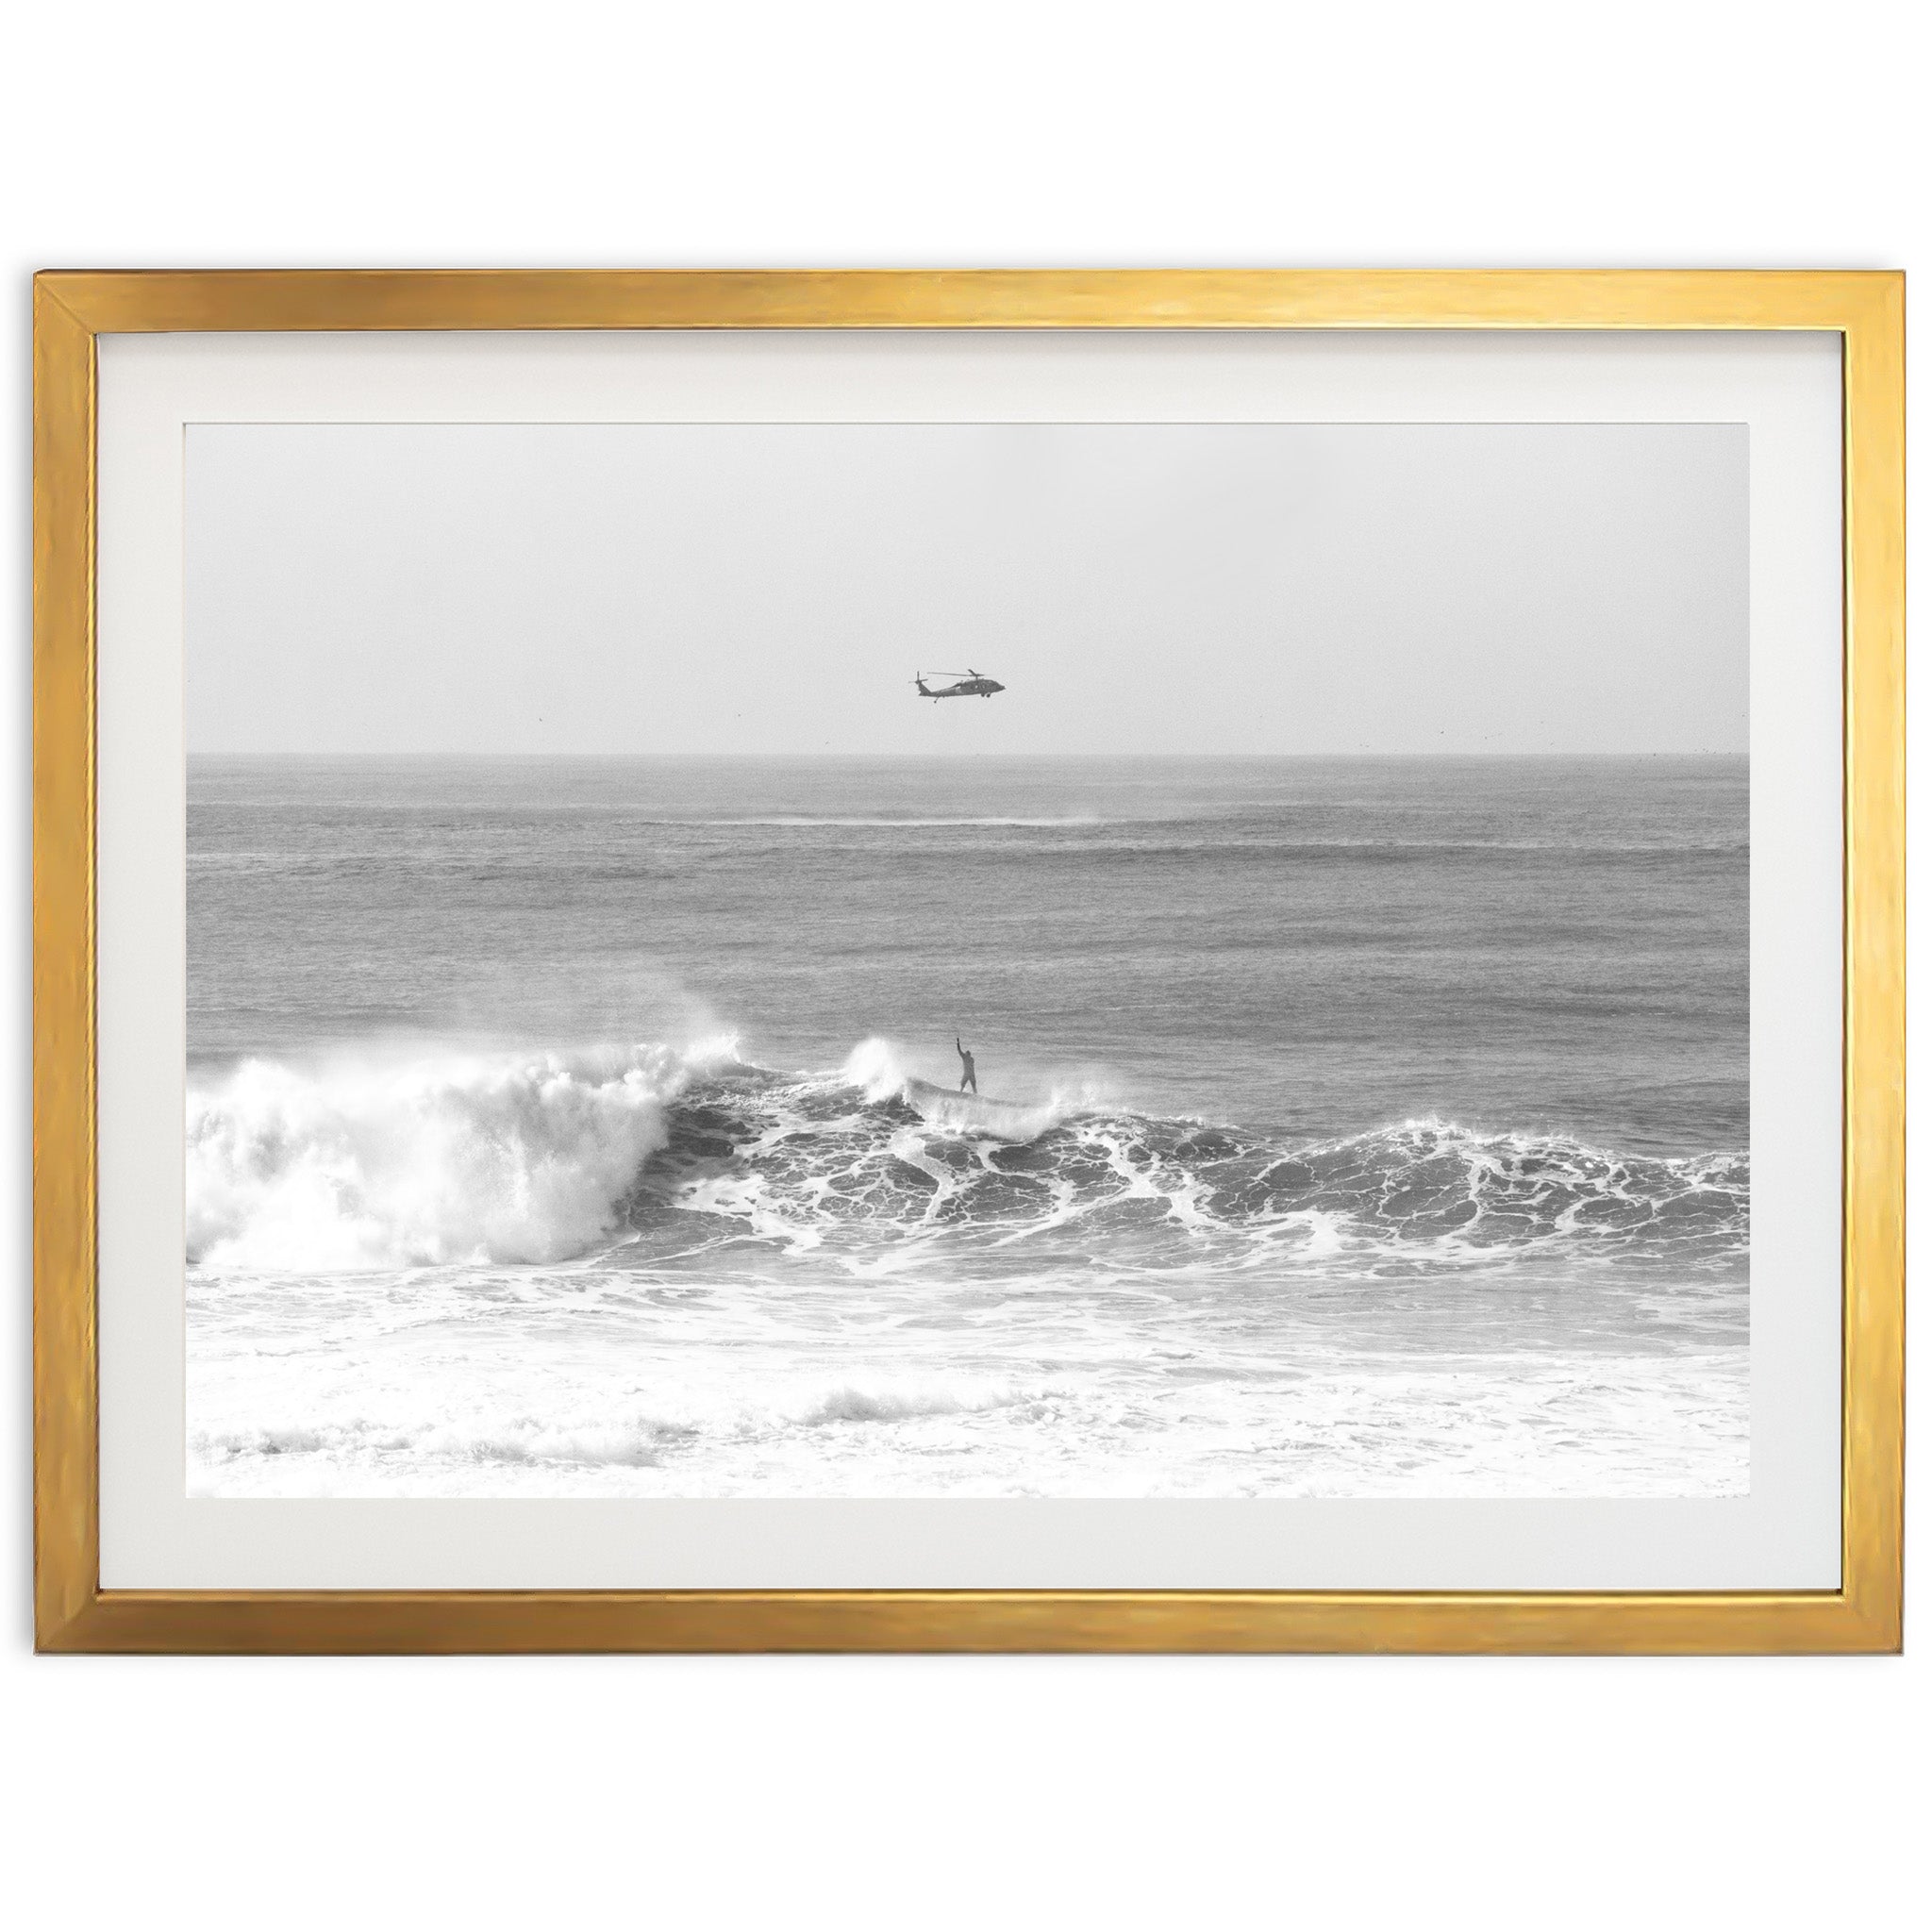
left=3, top=3, right=1922, bottom=1925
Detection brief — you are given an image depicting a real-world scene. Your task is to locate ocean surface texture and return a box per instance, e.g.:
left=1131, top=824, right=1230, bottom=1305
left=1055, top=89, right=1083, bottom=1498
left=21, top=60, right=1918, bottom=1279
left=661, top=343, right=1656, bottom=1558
left=187, top=756, right=1749, bottom=1497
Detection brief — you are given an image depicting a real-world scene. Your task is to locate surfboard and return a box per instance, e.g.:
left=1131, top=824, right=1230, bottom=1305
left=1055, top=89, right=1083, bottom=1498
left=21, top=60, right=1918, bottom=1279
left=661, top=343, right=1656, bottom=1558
left=903, top=1074, right=1026, bottom=1112
left=898, top=1076, right=1063, bottom=1141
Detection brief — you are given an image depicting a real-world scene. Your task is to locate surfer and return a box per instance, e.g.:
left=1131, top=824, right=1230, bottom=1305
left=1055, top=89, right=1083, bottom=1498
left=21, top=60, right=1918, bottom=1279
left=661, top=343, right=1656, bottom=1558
left=956, top=1036, right=977, bottom=1094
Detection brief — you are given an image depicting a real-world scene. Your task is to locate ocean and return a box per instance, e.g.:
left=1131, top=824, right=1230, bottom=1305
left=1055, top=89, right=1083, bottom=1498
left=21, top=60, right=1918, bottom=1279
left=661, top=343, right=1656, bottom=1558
left=185, top=754, right=1749, bottom=1497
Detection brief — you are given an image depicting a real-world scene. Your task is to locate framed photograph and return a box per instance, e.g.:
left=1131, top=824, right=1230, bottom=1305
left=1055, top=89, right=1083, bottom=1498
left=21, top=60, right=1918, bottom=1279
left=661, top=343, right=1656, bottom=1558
left=33, top=271, right=1903, bottom=1652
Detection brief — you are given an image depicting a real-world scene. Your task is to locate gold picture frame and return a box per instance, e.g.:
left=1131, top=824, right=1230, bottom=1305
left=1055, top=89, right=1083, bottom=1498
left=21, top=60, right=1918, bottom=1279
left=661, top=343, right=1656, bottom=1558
left=33, top=270, right=1904, bottom=1654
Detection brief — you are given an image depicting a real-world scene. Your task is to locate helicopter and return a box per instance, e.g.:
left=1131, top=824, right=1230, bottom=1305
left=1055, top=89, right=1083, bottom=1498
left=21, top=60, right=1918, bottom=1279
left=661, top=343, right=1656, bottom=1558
left=913, top=669, right=1006, bottom=701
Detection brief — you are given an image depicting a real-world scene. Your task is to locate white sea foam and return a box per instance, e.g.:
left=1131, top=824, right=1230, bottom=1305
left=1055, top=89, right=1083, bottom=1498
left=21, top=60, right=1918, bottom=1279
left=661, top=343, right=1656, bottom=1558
left=841, top=1035, right=912, bottom=1101
left=185, top=1258, right=1748, bottom=1500
left=186, top=1044, right=687, bottom=1270
left=633, top=1054, right=1749, bottom=1277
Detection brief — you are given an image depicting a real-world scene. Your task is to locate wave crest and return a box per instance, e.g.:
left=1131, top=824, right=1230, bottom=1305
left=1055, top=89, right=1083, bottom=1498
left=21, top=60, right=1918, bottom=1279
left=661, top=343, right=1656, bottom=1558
left=187, top=1045, right=688, bottom=1269
left=635, top=1066, right=1747, bottom=1274
left=186, top=1037, right=1748, bottom=1278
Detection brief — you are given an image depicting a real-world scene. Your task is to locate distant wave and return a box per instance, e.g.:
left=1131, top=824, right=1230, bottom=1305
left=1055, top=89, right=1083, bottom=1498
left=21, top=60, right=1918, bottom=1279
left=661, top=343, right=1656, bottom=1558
left=187, top=1034, right=1747, bottom=1275
left=621, top=820, right=1738, bottom=853
left=673, top=815, right=1107, bottom=828
left=987, top=838, right=1746, bottom=860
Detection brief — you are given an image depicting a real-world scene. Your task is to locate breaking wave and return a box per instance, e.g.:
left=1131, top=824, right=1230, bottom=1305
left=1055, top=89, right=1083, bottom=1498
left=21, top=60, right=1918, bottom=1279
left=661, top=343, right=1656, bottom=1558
left=187, top=1034, right=1748, bottom=1276
left=636, top=1041, right=1747, bottom=1275
left=186, top=1044, right=703, bottom=1269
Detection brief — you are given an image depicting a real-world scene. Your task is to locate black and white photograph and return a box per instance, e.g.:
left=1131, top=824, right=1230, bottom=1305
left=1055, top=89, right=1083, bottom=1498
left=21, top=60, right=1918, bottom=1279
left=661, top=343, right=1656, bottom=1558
left=185, top=419, right=1750, bottom=1499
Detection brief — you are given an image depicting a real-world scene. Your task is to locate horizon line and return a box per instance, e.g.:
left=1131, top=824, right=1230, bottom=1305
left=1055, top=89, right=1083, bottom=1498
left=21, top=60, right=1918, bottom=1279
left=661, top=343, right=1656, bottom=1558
left=186, top=747, right=1753, bottom=761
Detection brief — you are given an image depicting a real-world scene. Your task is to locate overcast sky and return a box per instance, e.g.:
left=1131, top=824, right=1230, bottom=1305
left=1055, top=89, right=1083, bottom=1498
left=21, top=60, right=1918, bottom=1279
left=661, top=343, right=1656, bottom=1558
left=187, top=422, right=1747, bottom=756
